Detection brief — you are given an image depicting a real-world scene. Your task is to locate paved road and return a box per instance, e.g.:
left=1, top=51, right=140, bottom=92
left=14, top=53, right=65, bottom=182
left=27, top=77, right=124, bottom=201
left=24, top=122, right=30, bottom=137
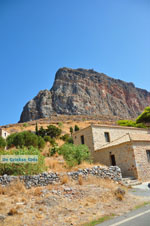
left=97, top=204, right=150, bottom=226
left=97, top=183, right=150, bottom=226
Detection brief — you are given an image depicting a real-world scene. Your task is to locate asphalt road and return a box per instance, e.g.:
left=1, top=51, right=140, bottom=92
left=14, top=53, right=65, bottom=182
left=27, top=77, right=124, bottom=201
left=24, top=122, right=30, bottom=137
left=97, top=204, right=150, bottom=226
left=97, top=183, right=150, bottom=226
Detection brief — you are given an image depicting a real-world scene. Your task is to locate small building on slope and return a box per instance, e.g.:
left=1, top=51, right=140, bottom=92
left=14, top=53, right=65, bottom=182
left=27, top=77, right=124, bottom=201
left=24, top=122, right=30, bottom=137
left=73, top=125, right=150, bottom=181
left=0, top=128, right=10, bottom=139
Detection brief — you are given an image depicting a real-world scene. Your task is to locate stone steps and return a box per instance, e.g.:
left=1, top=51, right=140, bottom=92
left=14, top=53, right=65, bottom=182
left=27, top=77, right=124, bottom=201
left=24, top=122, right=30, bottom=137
left=122, top=177, right=142, bottom=187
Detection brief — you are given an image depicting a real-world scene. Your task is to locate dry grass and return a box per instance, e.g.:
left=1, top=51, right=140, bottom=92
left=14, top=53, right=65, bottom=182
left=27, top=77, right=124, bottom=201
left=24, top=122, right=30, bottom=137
left=45, top=157, right=66, bottom=172
left=61, top=175, right=69, bottom=184
left=82, top=176, right=117, bottom=189
left=78, top=175, right=83, bottom=185
left=8, top=208, right=18, bottom=216
left=33, top=187, right=43, bottom=196
left=114, top=188, right=126, bottom=201
left=0, top=185, right=6, bottom=195
left=0, top=179, right=26, bottom=196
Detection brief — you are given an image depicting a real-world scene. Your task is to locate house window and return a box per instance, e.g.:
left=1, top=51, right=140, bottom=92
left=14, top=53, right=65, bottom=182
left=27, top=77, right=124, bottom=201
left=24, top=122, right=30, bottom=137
left=146, top=150, right=150, bottom=162
left=104, top=132, right=110, bottom=142
left=4, top=133, right=7, bottom=137
left=81, top=135, right=85, bottom=144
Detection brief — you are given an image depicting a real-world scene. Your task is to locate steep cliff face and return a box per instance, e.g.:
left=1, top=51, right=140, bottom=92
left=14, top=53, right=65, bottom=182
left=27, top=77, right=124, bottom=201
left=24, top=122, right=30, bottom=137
left=19, top=67, right=150, bottom=122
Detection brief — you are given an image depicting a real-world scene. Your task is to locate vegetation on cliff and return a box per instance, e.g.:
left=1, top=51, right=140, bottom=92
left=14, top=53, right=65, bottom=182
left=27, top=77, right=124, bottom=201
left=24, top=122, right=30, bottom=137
left=117, top=106, right=150, bottom=128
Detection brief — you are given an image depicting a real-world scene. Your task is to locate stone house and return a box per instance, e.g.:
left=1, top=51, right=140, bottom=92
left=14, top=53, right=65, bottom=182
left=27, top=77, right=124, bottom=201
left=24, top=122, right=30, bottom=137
left=73, top=125, right=150, bottom=181
left=0, top=128, right=10, bottom=139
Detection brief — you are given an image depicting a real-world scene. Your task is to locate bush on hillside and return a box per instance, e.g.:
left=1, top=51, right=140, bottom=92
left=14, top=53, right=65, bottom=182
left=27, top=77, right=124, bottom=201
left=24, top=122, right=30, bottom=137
left=38, top=136, right=45, bottom=149
left=60, top=134, right=73, bottom=144
left=136, top=107, right=150, bottom=125
left=46, top=125, right=62, bottom=138
left=6, top=131, right=45, bottom=149
left=49, top=144, right=59, bottom=156
left=0, top=147, right=46, bottom=175
left=74, top=124, right=80, bottom=131
left=44, top=136, right=56, bottom=146
left=59, top=144, right=91, bottom=167
left=117, top=120, right=146, bottom=128
left=38, top=125, right=62, bottom=138
left=70, top=127, right=73, bottom=136
left=0, top=137, right=6, bottom=149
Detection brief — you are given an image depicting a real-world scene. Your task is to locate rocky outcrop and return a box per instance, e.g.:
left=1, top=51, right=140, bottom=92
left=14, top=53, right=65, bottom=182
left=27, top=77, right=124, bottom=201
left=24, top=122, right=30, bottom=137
left=19, top=67, right=150, bottom=122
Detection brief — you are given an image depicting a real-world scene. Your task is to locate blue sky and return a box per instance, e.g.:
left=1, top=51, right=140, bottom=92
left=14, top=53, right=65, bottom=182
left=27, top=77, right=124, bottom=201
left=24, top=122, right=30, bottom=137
left=0, top=0, right=150, bottom=126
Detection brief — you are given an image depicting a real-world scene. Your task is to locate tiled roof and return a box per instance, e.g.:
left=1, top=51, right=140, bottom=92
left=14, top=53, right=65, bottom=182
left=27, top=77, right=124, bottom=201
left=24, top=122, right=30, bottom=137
left=95, top=133, right=150, bottom=151
left=129, top=133, right=150, bottom=141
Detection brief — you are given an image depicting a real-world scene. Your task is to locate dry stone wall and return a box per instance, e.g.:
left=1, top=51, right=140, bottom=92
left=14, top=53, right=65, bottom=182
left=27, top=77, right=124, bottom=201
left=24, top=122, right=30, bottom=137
left=0, top=166, right=122, bottom=188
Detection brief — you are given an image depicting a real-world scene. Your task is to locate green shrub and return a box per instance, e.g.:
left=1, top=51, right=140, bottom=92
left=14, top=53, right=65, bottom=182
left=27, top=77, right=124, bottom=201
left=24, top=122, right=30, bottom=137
left=44, top=136, right=56, bottom=146
left=0, top=137, right=6, bottom=149
left=46, top=125, right=62, bottom=138
left=117, top=120, right=146, bottom=128
left=7, top=133, right=18, bottom=148
left=50, top=144, right=59, bottom=156
left=74, top=125, right=80, bottom=131
left=0, top=147, right=47, bottom=175
left=6, top=131, right=44, bottom=149
left=58, top=122, right=63, bottom=128
left=38, top=125, right=62, bottom=138
left=59, top=144, right=91, bottom=167
left=60, top=134, right=73, bottom=144
left=38, top=126, right=45, bottom=137
left=44, top=136, right=51, bottom=142
left=70, top=127, right=73, bottom=136
left=23, top=123, right=29, bottom=127
left=117, top=120, right=136, bottom=127
left=136, top=107, right=150, bottom=124
left=49, top=138, right=57, bottom=146
left=38, top=136, right=45, bottom=149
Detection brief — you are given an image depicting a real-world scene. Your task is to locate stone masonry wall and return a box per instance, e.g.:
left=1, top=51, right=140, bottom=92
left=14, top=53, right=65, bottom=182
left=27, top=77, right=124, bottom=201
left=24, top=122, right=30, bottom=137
left=133, top=142, right=150, bottom=181
left=92, top=125, right=148, bottom=151
left=0, top=166, right=122, bottom=188
left=93, top=143, right=138, bottom=178
left=73, top=126, right=94, bottom=155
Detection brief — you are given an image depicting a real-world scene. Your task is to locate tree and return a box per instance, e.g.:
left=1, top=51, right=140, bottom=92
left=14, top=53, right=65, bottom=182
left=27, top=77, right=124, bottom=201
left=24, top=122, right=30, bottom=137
left=35, top=122, right=39, bottom=135
left=70, top=127, right=73, bottom=136
left=136, top=107, right=150, bottom=125
left=0, top=137, right=6, bottom=149
left=46, top=125, right=61, bottom=138
left=6, top=131, right=41, bottom=149
left=38, top=126, right=45, bottom=137
left=74, top=124, right=80, bottom=131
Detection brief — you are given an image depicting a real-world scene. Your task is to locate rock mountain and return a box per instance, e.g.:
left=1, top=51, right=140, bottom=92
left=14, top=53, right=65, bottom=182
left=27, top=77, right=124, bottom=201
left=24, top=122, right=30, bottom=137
left=19, top=67, right=150, bottom=122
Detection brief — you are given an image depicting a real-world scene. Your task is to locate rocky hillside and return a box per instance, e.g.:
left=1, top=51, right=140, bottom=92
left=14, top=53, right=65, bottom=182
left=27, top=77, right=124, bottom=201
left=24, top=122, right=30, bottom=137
left=19, top=67, right=150, bottom=122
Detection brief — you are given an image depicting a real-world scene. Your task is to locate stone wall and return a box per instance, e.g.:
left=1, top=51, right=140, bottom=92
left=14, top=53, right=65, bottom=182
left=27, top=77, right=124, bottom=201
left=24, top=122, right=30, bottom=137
left=73, top=126, right=94, bottom=155
left=73, top=125, right=148, bottom=153
left=93, top=143, right=138, bottom=178
left=133, top=142, right=150, bottom=181
left=0, top=166, right=122, bottom=188
left=92, top=125, right=148, bottom=150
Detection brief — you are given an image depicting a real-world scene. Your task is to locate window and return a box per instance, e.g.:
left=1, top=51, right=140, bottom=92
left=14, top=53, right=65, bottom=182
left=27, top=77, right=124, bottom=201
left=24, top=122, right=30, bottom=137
left=146, top=150, right=150, bottom=162
left=4, top=133, right=6, bottom=137
left=81, top=135, right=85, bottom=144
left=104, top=132, right=110, bottom=142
